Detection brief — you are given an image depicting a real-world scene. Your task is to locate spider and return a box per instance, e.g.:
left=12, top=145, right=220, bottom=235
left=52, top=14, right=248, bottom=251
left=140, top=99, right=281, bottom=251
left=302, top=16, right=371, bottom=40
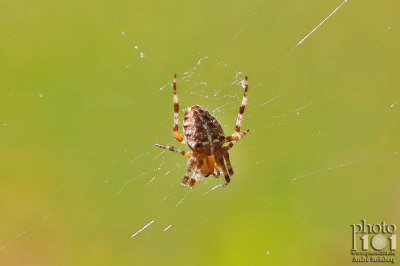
left=155, top=74, right=249, bottom=187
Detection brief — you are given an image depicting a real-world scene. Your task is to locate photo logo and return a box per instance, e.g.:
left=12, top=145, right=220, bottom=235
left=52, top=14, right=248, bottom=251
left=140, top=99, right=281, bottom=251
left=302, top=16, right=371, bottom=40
left=351, top=219, right=396, bottom=263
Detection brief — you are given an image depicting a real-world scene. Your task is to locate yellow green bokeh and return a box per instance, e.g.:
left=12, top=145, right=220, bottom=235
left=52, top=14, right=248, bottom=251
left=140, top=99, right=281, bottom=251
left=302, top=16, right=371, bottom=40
left=1, top=0, right=399, bottom=265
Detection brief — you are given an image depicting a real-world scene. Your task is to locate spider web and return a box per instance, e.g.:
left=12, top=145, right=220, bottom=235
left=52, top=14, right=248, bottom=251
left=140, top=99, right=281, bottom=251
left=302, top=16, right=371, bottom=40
left=1, top=0, right=399, bottom=265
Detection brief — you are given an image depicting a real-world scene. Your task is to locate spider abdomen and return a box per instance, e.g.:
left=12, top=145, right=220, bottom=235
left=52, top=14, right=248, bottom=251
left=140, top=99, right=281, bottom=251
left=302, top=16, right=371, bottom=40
left=183, top=105, right=225, bottom=155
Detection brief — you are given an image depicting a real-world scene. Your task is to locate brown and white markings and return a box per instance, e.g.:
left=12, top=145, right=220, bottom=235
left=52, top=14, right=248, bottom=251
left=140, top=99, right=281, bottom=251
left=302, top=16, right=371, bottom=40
left=155, top=74, right=250, bottom=187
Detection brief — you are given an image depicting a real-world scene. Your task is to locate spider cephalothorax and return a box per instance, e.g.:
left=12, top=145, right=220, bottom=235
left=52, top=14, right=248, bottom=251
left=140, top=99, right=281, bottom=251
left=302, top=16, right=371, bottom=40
left=155, top=75, right=249, bottom=187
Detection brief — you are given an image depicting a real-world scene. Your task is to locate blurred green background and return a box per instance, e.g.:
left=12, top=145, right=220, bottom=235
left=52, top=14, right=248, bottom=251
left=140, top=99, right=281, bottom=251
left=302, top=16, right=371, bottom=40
left=1, top=0, right=399, bottom=265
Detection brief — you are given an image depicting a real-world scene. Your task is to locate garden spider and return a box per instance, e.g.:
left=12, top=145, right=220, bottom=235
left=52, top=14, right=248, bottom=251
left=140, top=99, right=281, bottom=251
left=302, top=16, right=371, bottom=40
left=155, top=75, right=249, bottom=187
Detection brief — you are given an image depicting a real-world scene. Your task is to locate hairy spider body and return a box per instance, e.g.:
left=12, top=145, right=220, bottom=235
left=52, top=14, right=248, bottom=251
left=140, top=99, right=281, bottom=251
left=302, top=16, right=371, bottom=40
left=155, top=75, right=249, bottom=187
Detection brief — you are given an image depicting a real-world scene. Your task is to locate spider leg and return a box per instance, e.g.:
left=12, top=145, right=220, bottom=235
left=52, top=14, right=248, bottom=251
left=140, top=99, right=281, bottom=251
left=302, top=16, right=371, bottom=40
left=154, top=144, right=192, bottom=158
left=188, top=155, right=205, bottom=187
left=181, top=156, right=196, bottom=186
left=216, top=154, right=231, bottom=187
left=223, top=151, right=234, bottom=176
left=189, top=168, right=201, bottom=187
left=172, top=74, right=186, bottom=144
left=230, top=76, right=249, bottom=141
left=225, top=129, right=249, bottom=145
